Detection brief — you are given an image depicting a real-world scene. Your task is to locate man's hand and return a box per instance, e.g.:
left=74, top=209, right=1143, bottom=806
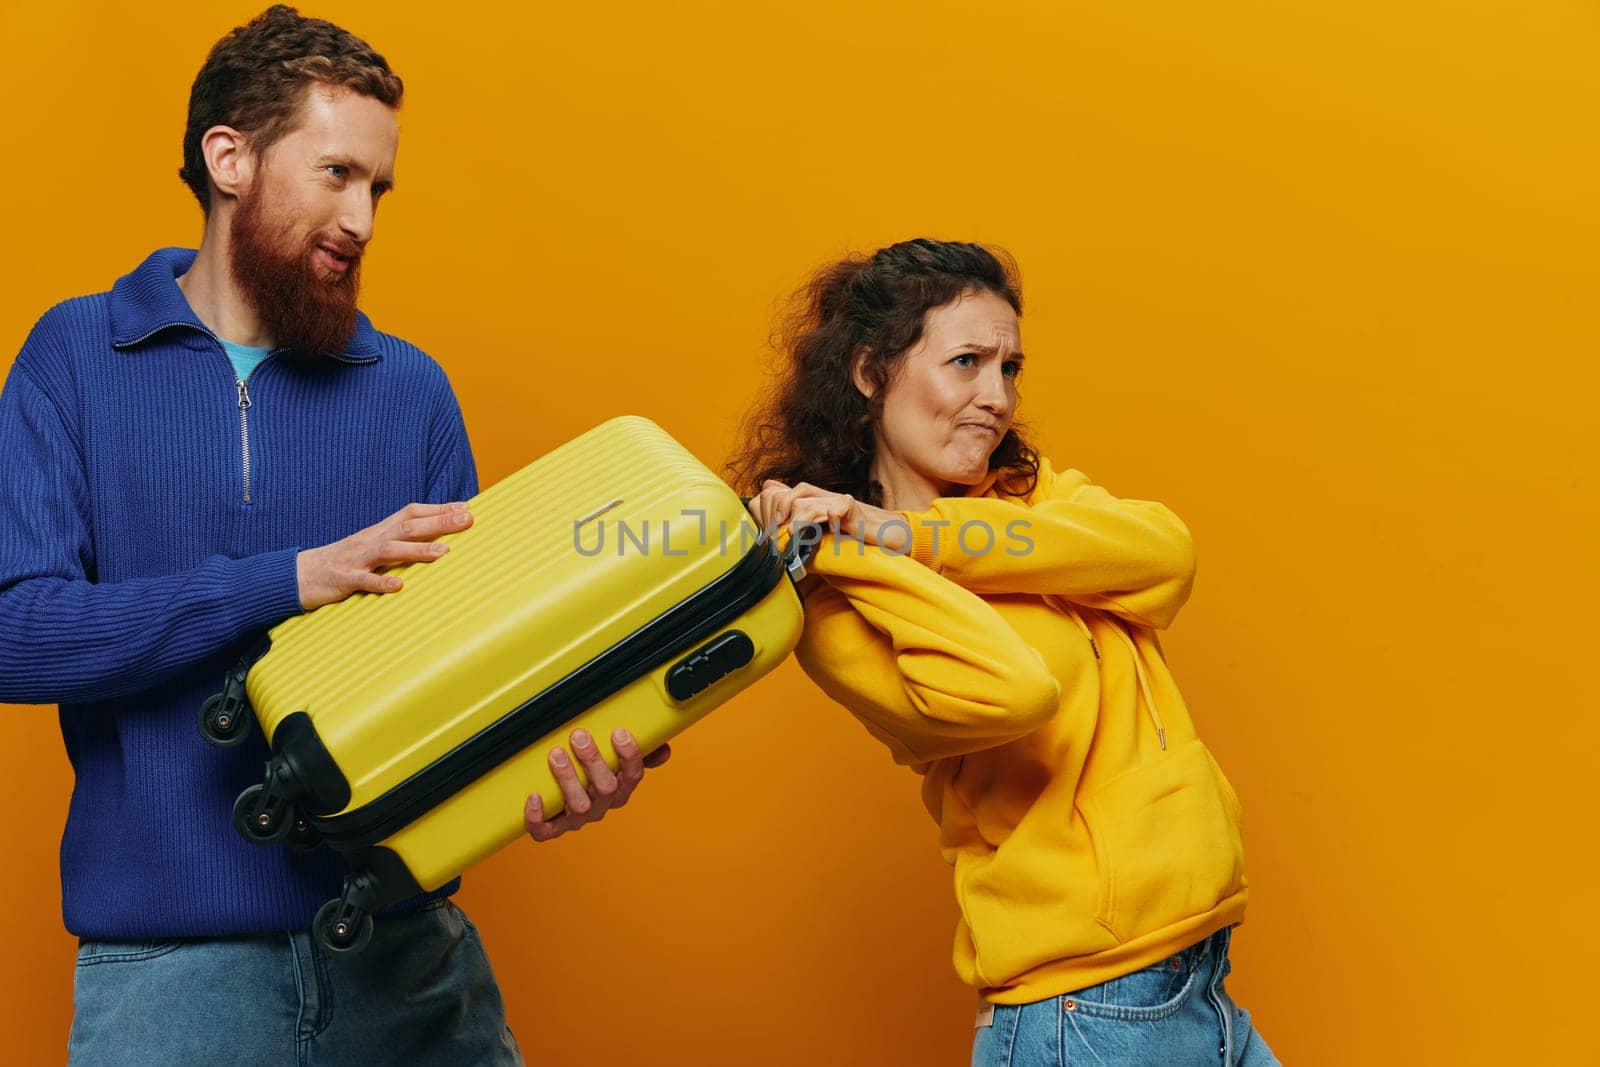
left=524, top=728, right=671, bottom=842
left=745, top=479, right=910, bottom=552
left=296, top=501, right=474, bottom=610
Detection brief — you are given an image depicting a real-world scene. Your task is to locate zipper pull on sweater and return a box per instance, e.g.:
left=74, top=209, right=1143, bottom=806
left=236, top=378, right=253, bottom=504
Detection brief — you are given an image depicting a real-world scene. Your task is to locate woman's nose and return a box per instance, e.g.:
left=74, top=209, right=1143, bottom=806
left=975, top=369, right=1012, bottom=414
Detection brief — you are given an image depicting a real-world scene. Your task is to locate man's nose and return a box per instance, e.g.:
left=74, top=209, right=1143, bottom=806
left=339, top=190, right=375, bottom=247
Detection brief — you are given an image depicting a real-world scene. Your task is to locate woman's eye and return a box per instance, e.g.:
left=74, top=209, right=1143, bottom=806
left=1003, top=361, right=1022, bottom=378
left=951, top=354, right=977, bottom=367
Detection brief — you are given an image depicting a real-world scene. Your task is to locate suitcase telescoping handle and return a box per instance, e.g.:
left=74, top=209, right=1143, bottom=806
left=739, top=496, right=821, bottom=583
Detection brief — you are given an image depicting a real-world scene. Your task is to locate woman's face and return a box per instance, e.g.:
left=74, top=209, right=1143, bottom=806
left=859, top=287, right=1023, bottom=506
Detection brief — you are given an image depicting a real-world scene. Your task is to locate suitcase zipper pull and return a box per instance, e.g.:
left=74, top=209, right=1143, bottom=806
left=784, top=522, right=822, bottom=583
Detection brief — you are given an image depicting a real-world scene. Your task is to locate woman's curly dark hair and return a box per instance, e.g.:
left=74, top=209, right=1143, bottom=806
left=729, top=238, right=1040, bottom=505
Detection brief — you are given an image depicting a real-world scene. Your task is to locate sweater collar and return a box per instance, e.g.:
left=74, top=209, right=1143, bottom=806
left=109, top=246, right=382, bottom=361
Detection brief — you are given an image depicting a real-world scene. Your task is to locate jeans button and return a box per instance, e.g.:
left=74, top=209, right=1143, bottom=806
left=1063, top=999, right=1077, bottom=1012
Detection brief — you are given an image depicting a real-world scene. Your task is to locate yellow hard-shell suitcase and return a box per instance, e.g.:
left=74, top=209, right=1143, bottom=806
left=199, top=416, right=807, bottom=951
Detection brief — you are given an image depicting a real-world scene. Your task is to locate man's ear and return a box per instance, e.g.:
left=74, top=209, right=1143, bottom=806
left=850, top=347, right=875, bottom=400
left=200, top=125, right=253, bottom=207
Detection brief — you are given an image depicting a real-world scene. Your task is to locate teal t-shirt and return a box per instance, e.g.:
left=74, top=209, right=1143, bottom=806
left=219, top=338, right=273, bottom=383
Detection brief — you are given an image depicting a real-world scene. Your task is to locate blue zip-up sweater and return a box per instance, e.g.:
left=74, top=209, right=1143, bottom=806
left=0, top=247, right=477, bottom=939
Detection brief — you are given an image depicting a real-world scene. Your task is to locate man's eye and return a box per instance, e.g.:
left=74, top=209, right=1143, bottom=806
left=326, top=165, right=347, bottom=180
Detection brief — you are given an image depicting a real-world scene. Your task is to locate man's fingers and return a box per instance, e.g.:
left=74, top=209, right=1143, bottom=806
left=525, top=733, right=667, bottom=841
left=395, top=500, right=466, bottom=521
left=359, top=502, right=469, bottom=548
left=611, top=727, right=654, bottom=797
left=379, top=540, right=450, bottom=565
left=372, top=501, right=453, bottom=536
left=524, top=793, right=581, bottom=841
left=548, top=746, right=592, bottom=815
left=355, top=570, right=402, bottom=595
left=524, top=793, right=557, bottom=841
left=569, top=729, right=618, bottom=801
left=395, top=507, right=473, bottom=541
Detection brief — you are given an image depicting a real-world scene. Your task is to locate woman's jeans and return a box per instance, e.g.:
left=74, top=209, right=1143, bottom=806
left=973, top=925, right=1279, bottom=1067
left=67, top=898, right=523, bottom=1066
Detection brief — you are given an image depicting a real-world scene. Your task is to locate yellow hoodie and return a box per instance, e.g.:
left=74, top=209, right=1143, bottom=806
left=793, top=457, right=1248, bottom=1004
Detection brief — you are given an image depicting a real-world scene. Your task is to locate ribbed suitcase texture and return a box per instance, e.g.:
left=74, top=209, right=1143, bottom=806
left=202, top=416, right=804, bottom=950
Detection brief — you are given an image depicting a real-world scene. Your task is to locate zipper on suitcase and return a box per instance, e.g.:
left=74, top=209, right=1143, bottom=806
left=307, top=534, right=789, bottom=848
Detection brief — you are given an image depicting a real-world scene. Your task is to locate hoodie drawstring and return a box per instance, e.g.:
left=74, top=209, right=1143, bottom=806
left=1065, top=608, right=1168, bottom=751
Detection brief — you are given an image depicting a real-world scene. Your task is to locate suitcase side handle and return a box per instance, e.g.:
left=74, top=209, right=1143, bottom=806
left=738, top=496, right=821, bottom=581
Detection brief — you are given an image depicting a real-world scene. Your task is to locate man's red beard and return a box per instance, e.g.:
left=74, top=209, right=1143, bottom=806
left=228, top=185, right=362, bottom=357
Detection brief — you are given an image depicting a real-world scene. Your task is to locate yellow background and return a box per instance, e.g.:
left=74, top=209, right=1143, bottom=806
left=2, top=1, right=1595, bottom=1063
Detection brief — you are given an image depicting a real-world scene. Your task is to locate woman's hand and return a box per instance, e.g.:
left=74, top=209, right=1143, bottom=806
left=745, top=480, right=910, bottom=553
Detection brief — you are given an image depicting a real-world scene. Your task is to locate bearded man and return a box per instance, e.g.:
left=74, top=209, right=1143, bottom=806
left=0, top=7, right=664, bottom=1063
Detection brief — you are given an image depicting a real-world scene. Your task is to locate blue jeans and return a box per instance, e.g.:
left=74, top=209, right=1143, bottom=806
left=67, top=899, right=523, bottom=1066
left=972, top=926, right=1278, bottom=1067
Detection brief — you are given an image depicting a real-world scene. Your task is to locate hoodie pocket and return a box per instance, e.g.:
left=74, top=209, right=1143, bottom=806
left=1079, top=739, right=1246, bottom=943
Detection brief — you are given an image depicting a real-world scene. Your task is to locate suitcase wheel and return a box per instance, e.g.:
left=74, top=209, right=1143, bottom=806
left=314, top=896, right=374, bottom=953
left=232, top=784, right=295, bottom=845
left=197, top=692, right=255, bottom=747
left=284, top=814, right=323, bottom=852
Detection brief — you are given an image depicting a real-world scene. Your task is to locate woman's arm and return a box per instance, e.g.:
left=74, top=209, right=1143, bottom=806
left=900, top=458, right=1197, bottom=630
left=794, top=536, right=1061, bottom=766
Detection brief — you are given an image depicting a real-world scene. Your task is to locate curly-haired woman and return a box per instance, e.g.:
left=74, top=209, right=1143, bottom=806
left=737, top=239, right=1278, bottom=1066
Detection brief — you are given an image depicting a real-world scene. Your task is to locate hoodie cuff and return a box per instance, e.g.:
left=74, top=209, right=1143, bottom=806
left=904, top=511, right=946, bottom=574
left=226, top=547, right=306, bottom=634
